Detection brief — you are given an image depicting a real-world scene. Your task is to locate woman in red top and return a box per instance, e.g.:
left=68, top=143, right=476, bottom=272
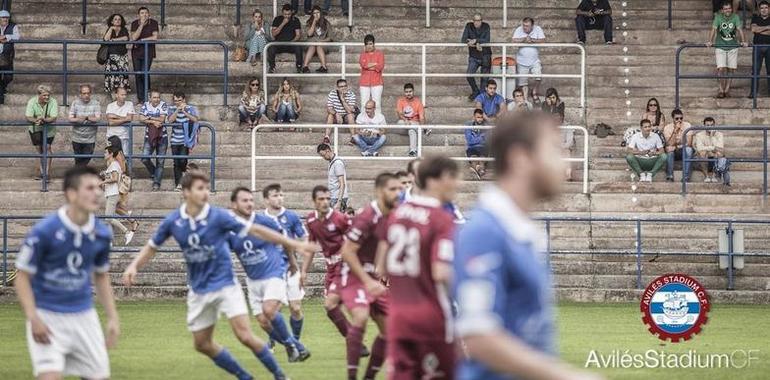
left=358, top=34, right=385, bottom=115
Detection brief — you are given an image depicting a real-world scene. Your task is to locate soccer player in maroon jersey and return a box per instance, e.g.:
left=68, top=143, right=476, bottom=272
left=339, top=172, right=401, bottom=380
left=376, top=155, right=460, bottom=380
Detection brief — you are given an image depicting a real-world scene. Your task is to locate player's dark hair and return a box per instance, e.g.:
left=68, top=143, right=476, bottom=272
left=374, top=172, right=397, bottom=188
left=181, top=171, right=209, bottom=190
left=761, top=0, right=769, bottom=7
left=513, top=88, right=524, bottom=96
left=63, top=166, right=100, bottom=192
left=336, top=78, right=347, bottom=87
left=262, top=183, right=282, bottom=199
left=490, top=111, right=558, bottom=175
left=473, top=108, right=484, bottom=116
left=317, top=143, right=332, bottom=153
left=312, top=185, right=329, bottom=200
left=282, top=3, right=292, bottom=12
left=230, top=186, right=252, bottom=202
left=640, top=119, right=652, bottom=127
left=394, top=170, right=408, bottom=178
left=404, top=83, right=414, bottom=91
left=703, top=116, right=716, bottom=124
left=417, top=155, right=459, bottom=190
left=173, top=90, right=186, bottom=100
left=523, top=17, right=535, bottom=24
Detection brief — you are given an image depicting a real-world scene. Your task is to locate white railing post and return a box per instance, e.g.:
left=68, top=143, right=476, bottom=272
left=348, top=0, right=353, bottom=29
left=503, top=0, right=508, bottom=28
left=421, top=45, right=427, bottom=107
left=251, top=126, right=257, bottom=191
left=501, top=45, right=508, bottom=99
left=333, top=125, right=339, bottom=155
left=417, top=124, right=423, bottom=157
left=341, top=44, right=347, bottom=79
left=426, top=0, right=430, bottom=28
left=579, top=44, right=586, bottom=122
left=273, top=0, right=277, bottom=19
left=581, top=126, right=589, bottom=194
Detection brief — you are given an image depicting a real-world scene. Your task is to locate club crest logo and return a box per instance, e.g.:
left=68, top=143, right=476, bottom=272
left=640, top=273, right=710, bottom=342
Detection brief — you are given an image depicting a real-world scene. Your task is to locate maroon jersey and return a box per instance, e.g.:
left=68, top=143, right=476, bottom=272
left=306, top=209, right=350, bottom=278
left=341, top=201, right=386, bottom=287
left=381, top=195, right=455, bottom=343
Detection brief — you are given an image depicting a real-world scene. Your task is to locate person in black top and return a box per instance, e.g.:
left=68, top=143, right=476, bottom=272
left=0, top=10, right=19, bottom=105
left=103, top=13, right=131, bottom=94
left=130, top=7, right=159, bottom=103
left=268, top=4, right=303, bottom=73
left=751, top=1, right=770, bottom=97
left=575, top=0, right=614, bottom=45
left=461, top=13, right=492, bottom=101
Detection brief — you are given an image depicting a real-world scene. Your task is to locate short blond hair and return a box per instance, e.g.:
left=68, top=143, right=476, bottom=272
left=36, top=84, right=52, bottom=95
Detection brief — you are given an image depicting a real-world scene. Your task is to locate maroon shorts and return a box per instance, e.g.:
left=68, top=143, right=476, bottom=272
left=387, top=338, right=455, bottom=380
left=324, top=270, right=341, bottom=296
left=340, top=280, right=389, bottom=316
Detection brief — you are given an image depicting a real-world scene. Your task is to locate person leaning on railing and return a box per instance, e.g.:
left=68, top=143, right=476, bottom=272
left=68, top=84, right=101, bottom=167
left=105, top=87, right=136, bottom=155
left=0, top=9, right=20, bottom=105
left=25, top=85, right=58, bottom=181
left=461, top=13, right=492, bottom=101
left=103, top=14, right=132, bottom=94
left=167, top=91, right=199, bottom=191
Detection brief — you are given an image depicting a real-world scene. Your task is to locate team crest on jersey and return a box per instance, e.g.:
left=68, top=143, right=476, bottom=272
left=640, top=273, right=710, bottom=342
left=327, top=223, right=336, bottom=232
left=55, top=228, right=67, bottom=241
left=239, top=240, right=267, bottom=265
left=280, top=216, right=288, bottom=224
left=184, top=233, right=215, bottom=263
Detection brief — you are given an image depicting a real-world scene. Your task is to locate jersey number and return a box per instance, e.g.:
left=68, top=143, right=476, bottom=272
left=386, top=225, right=421, bottom=277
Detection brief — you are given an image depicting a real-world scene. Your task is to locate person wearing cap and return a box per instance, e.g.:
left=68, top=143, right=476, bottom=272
left=0, top=10, right=20, bottom=104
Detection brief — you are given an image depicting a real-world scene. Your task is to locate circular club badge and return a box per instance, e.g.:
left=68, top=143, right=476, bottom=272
left=640, top=273, right=710, bottom=342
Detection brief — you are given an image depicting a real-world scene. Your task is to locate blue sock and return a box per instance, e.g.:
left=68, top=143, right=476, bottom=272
left=271, top=313, right=294, bottom=347
left=212, top=348, right=253, bottom=380
left=290, top=316, right=303, bottom=339
left=255, top=346, right=283, bottom=377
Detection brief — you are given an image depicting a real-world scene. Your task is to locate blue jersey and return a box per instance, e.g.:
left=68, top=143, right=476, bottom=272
left=228, top=213, right=286, bottom=281
left=16, top=207, right=112, bottom=313
left=453, top=186, right=555, bottom=380
left=262, top=208, right=306, bottom=269
left=150, top=204, right=249, bottom=294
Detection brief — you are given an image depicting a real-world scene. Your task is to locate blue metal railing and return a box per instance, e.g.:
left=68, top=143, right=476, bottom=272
left=0, top=121, right=217, bottom=192
left=0, top=39, right=229, bottom=106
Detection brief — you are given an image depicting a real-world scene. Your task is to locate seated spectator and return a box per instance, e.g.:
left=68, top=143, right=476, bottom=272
left=167, top=91, right=199, bottom=190
left=325, top=78, right=357, bottom=143
left=462, top=13, right=492, bottom=100
left=663, top=109, right=694, bottom=182
left=272, top=78, right=302, bottom=123
left=103, top=13, right=131, bottom=94
left=694, top=117, right=725, bottom=183
left=244, top=9, right=270, bottom=66
left=575, top=0, right=614, bottom=45
left=396, top=83, right=426, bottom=157
left=138, top=90, right=168, bottom=191
left=512, top=17, right=545, bottom=103
left=239, top=78, right=268, bottom=129
left=641, top=97, right=666, bottom=129
left=464, top=109, right=488, bottom=179
left=106, top=86, right=136, bottom=154
left=301, top=6, right=331, bottom=73
left=474, top=79, right=506, bottom=122
left=68, top=84, right=101, bottom=167
left=353, top=100, right=386, bottom=156
left=26, top=85, right=58, bottom=181
left=268, top=4, right=303, bottom=74
left=508, top=88, right=533, bottom=112
left=359, top=34, right=385, bottom=114
left=626, top=119, right=667, bottom=183
left=0, top=10, right=20, bottom=105
left=708, top=2, right=747, bottom=98
left=541, top=87, right=565, bottom=123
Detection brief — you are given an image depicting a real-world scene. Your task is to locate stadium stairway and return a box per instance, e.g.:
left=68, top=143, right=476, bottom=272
left=1, top=0, right=769, bottom=304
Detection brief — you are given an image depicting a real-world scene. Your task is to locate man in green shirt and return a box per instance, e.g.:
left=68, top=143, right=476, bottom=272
left=707, top=1, right=747, bottom=98
left=25, top=84, right=58, bottom=180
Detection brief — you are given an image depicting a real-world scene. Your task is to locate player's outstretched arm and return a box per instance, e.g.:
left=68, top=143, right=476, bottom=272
left=122, top=243, right=158, bottom=286
left=248, top=224, right=320, bottom=256
left=14, top=271, right=52, bottom=345
left=93, top=272, right=120, bottom=349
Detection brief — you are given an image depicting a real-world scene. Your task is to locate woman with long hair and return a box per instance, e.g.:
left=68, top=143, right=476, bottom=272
left=244, top=9, right=270, bottom=66
left=272, top=78, right=302, bottom=123
left=103, top=13, right=131, bottom=94
left=239, top=77, right=268, bottom=129
left=101, top=142, right=136, bottom=245
left=301, top=6, right=331, bottom=73
left=641, top=97, right=665, bottom=128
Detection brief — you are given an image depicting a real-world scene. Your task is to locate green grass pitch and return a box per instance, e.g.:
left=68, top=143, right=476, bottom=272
left=0, top=301, right=768, bottom=379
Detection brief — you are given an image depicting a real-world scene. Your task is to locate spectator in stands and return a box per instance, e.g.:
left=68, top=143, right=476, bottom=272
left=512, top=17, right=545, bottom=103
left=138, top=90, right=168, bottom=191
left=575, top=0, right=614, bottom=45
left=130, top=7, right=159, bottom=104
left=694, top=117, right=725, bottom=183
left=663, top=109, right=694, bottom=182
left=462, top=13, right=492, bottom=100
left=68, top=84, right=101, bottom=167
left=541, top=87, right=565, bottom=123
left=626, top=119, right=667, bottom=182
left=359, top=34, right=385, bottom=115
left=106, top=87, right=136, bottom=154
left=474, top=79, right=506, bottom=122
left=103, top=13, right=131, bottom=94
left=508, top=88, right=533, bottom=112
left=167, top=91, right=199, bottom=191
left=353, top=99, right=386, bottom=156
left=396, top=83, right=426, bottom=157
left=324, top=78, right=357, bottom=143
left=291, top=0, right=312, bottom=16
left=0, top=10, right=19, bottom=105
left=707, top=1, right=747, bottom=98
left=101, top=142, right=135, bottom=245
left=395, top=170, right=410, bottom=192
left=751, top=1, right=770, bottom=98
left=641, top=97, right=666, bottom=129
left=465, top=109, right=488, bottom=179
left=322, top=0, right=349, bottom=17
left=272, top=78, right=302, bottom=123
left=239, top=77, right=268, bottom=129
left=26, top=85, right=58, bottom=181
left=317, top=143, right=349, bottom=210
left=244, top=9, right=270, bottom=67
left=268, top=4, right=303, bottom=74
left=301, top=6, right=331, bottom=73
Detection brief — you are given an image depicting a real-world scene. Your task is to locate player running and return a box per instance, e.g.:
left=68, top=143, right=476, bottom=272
left=15, top=166, right=120, bottom=380
left=339, top=172, right=401, bottom=380
left=228, top=186, right=311, bottom=363
left=376, top=155, right=459, bottom=379
left=122, top=172, right=319, bottom=380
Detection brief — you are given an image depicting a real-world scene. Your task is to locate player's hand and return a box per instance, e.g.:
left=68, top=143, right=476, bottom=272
left=122, top=265, right=138, bottom=287
left=299, top=271, right=307, bottom=290
left=288, top=262, right=299, bottom=276
left=105, top=317, right=120, bottom=349
left=705, top=41, right=713, bottom=47
left=294, top=241, right=322, bottom=256
left=365, top=279, right=387, bottom=298
left=29, top=315, right=52, bottom=345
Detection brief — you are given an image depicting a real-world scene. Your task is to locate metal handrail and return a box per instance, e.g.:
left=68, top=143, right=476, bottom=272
left=0, top=121, right=218, bottom=191
left=0, top=39, right=229, bottom=106
left=426, top=1, right=509, bottom=28
left=250, top=124, right=589, bottom=194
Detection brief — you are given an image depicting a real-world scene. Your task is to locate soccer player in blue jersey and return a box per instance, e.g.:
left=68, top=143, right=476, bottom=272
left=453, top=112, right=601, bottom=380
left=229, top=186, right=310, bottom=362
left=15, top=166, right=120, bottom=380
left=122, top=172, right=319, bottom=380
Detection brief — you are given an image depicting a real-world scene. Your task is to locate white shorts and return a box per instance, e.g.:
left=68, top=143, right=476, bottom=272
left=187, top=284, right=249, bottom=332
left=286, top=270, right=305, bottom=302
left=516, top=61, right=542, bottom=86
left=26, top=308, right=109, bottom=378
left=716, top=48, right=738, bottom=69
left=246, top=277, right=288, bottom=316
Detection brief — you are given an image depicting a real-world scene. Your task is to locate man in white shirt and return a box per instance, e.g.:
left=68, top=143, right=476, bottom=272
left=626, top=119, right=667, bottom=182
left=694, top=117, right=725, bottom=183
left=353, top=100, right=386, bottom=157
left=512, top=17, right=545, bottom=103
left=105, top=87, right=136, bottom=153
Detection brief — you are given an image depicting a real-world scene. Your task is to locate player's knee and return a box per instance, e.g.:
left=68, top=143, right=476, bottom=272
left=193, top=339, right=215, bottom=355
left=350, top=308, right=369, bottom=327
left=262, top=302, right=279, bottom=319
left=255, top=314, right=270, bottom=330
left=289, top=303, right=303, bottom=318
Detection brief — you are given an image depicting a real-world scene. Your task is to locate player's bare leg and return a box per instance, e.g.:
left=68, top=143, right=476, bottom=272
left=256, top=300, right=310, bottom=362
left=325, top=292, right=369, bottom=358
left=228, top=315, right=287, bottom=379
left=192, top=325, right=255, bottom=380
left=363, top=313, right=387, bottom=380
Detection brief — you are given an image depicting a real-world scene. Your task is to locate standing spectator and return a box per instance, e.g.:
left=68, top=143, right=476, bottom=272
left=268, top=4, right=303, bottom=74
left=244, top=9, right=270, bottom=67
left=751, top=1, right=770, bottom=98
left=663, top=109, right=694, bottom=182
left=68, top=84, right=101, bottom=167
left=474, top=79, right=506, bottom=122
left=465, top=109, right=488, bottom=179
left=322, top=0, right=349, bottom=16
left=272, top=78, right=302, bottom=123
left=105, top=87, right=136, bottom=154
left=138, top=90, right=168, bottom=191
left=694, top=117, right=725, bottom=183
left=25, top=85, right=58, bottom=181
left=317, top=143, right=349, bottom=210
left=130, top=7, right=159, bottom=104
left=353, top=100, right=386, bottom=156
left=301, top=6, right=331, bottom=73
left=626, top=119, right=667, bottom=183
left=575, top=0, right=614, bottom=45
left=324, top=78, right=357, bottom=143
left=359, top=34, right=385, bottom=115
left=462, top=14, right=492, bottom=100
left=103, top=14, right=131, bottom=94
left=291, top=0, right=312, bottom=16
left=707, top=1, right=747, bottom=98
left=396, top=83, right=426, bottom=157
left=0, top=10, right=19, bottom=105
left=167, top=91, right=199, bottom=190
left=641, top=97, right=666, bottom=129
left=239, top=78, right=267, bottom=129
left=507, top=88, right=533, bottom=112
left=512, top=17, right=545, bottom=103
left=101, top=142, right=134, bottom=245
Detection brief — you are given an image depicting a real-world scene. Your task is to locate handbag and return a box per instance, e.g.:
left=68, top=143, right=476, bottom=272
left=233, top=46, right=247, bottom=62
left=97, top=44, right=109, bottom=65
left=118, top=173, right=132, bottom=195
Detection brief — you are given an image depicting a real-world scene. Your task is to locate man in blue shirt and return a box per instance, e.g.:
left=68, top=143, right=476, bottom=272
left=123, top=172, right=319, bottom=380
left=474, top=79, right=506, bottom=123
left=454, top=112, right=601, bottom=380
left=465, top=108, right=489, bottom=179
left=167, top=90, right=199, bottom=191
left=15, top=166, right=119, bottom=379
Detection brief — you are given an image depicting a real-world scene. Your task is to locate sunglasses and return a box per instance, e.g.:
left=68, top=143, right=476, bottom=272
left=648, top=103, right=658, bottom=107
left=250, top=82, right=259, bottom=86
left=674, top=117, right=683, bottom=121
